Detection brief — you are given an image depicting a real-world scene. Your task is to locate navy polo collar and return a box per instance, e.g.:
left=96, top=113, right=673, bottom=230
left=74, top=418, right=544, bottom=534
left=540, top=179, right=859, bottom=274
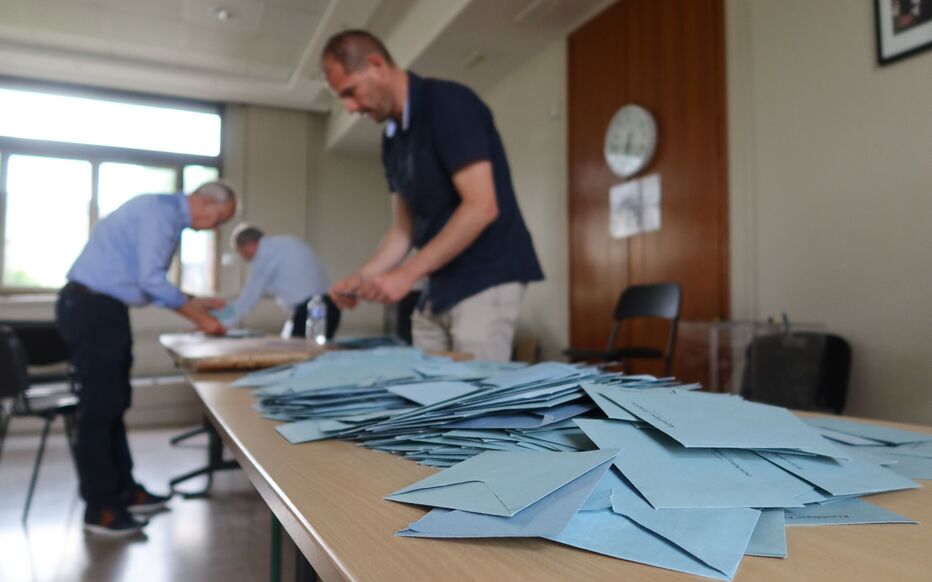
left=385, top=72, right=423, bottom=138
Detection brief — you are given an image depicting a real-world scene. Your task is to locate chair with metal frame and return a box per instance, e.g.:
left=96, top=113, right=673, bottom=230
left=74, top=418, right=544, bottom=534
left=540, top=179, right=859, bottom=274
left=563, top=282, right=682, bottom=376
left=0, top=324, right=79, bottom=523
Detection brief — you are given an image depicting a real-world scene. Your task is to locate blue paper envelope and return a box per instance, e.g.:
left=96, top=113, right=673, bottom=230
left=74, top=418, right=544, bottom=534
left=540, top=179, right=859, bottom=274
left=601, top=388, right=847, bottom=459
left=575, top=419, right=810, bottom=508
left=784, top=497, right=917, bottom=526
left=804, top=417, right=932, bottom=445
left=883, top=453, right=932, bottom=480
left=396, top=456, right=612, bottom=538
left=385, top=449, right=618, bottom=517
left=483, top=362, right=581, bottom=389
left=745, top=509, right=787, bottom=558
left=210, top=305, right=235, bottom=321
left=547, top=509, right=735, bottom=581
left=605, top=469, right=760, bottom=578
left=387, top=381, right=480, bottom=406
left=581, top=383, right=640, bottom=421
left=759, top=450, right=918, bottom=497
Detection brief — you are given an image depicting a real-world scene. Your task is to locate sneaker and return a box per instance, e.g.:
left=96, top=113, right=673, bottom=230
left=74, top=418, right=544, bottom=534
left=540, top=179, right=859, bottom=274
left=124, top=485, right=171, bottom=514
left=83, top=506, right=146, bottom=538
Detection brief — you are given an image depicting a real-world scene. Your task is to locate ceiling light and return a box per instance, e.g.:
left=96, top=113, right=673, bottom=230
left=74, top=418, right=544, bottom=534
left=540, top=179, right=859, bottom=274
left=214, top=7, right=235, bottom=22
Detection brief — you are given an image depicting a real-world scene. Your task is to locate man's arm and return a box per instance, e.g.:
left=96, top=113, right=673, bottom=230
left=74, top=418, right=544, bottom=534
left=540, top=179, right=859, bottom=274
left=330, top=194, right=414, bottom=308
left=226, top=258, right=275, bottom=327
left=137, top=215, right=225, bottom=334
left=354, top=160, right=498, bottom=304
left=175, top=300, right=226, bottom=335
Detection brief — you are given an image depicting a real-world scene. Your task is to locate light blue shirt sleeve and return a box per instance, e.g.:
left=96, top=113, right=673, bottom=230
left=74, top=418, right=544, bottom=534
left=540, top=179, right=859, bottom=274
left=228, top=259, right=275, bottom=327
left=137, top=213, right=187, bottom=309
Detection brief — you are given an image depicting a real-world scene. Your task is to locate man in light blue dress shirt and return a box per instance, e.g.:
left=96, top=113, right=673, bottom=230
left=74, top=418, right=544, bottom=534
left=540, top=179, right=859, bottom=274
left=55, top=181, right=236, bottom=537
left=227, top=224, right=339, bottom=338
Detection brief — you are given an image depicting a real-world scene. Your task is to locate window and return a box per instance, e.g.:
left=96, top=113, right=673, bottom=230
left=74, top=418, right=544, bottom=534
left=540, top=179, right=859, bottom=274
left=0, top=82, right=223, bottom=296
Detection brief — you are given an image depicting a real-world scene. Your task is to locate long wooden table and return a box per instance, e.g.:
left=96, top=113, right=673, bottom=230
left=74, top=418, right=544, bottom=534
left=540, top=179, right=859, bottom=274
left=187, top=372, right=932, bottom=582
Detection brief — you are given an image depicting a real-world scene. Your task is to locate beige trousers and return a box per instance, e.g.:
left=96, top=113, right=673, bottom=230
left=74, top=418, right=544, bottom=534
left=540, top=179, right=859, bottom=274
left=412, top=282, right=525, bottom=361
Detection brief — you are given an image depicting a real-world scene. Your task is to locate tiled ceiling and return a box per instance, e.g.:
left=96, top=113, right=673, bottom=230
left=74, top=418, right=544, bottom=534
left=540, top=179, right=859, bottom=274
left=0, top=0, right=377, bottom=110
left=0, top=0, right=615, bottom=147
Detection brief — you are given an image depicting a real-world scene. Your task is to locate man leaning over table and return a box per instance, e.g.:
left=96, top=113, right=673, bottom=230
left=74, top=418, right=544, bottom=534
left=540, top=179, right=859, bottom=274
left=321, top=30, right=544, bottom=361
left=223, top=223, right=340, bottom=339
left=55, top=181, right=236, bottom=537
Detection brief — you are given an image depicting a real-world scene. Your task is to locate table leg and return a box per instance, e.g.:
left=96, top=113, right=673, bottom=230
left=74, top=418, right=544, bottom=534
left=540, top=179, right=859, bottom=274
left=271, top=513, right=282, bottom=582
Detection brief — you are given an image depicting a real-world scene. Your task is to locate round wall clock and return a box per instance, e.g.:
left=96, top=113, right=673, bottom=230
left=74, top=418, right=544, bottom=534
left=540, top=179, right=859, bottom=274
left=603, top=104, right=657, bottom=178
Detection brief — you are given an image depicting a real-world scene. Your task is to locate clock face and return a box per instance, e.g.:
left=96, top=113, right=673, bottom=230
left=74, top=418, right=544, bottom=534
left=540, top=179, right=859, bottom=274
left=604, top=104, right=657, bottom=178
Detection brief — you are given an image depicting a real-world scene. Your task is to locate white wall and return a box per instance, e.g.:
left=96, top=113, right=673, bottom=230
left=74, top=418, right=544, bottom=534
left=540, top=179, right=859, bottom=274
left=222, top=105, right=390, bottom=336
left=483, top=39, right=570, bottom=361
left=727, top=0, right=932, bottom=424
left=306, top=115, right=392, bottom=336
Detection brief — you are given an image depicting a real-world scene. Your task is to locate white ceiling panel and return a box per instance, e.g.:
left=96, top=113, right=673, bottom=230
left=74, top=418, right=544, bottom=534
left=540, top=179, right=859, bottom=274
left=0, top=0, right=611, bottom=115
left=257, top=5, right=323, bottom=41
left=263, top=0, right=329, bottom=11
left=24, top=0, right=105, bottom=38
left=107, top=12, right=185, bottom=52
left=0, top=1, right=27, bottom=27
left=182, top=0, right=264, bottom=34
left=99, top=0, right=185, bottom=20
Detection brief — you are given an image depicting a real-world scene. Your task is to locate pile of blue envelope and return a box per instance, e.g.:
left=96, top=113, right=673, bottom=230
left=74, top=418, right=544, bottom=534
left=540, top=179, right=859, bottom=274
left=232, top=348, right=930, bottom=581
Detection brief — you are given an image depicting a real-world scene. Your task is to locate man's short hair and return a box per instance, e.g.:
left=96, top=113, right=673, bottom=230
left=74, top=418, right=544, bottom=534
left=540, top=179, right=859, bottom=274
left=193, top=180, right=236, bottom=205
left=321, top=29, right=395, bottom=73
left=231, top=223, right=264, bottom=248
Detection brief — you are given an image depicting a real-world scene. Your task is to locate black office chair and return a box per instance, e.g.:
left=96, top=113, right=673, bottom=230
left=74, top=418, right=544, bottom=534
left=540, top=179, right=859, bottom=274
left=563, top=283, right=682, bottom=376
left=0, top=325, right=79, bottom=523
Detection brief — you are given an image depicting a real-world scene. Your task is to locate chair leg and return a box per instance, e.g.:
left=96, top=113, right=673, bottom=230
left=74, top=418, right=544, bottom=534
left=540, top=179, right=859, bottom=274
left=170, top=425, right=208, bottom=446
left=22, top=416, right=52, bottom=524
left=62, top=411, right=79, bottom=474
left=0, top=409, right=10, bottom=464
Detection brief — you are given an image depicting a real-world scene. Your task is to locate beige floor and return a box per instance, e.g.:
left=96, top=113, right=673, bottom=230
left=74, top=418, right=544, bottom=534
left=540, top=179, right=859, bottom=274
left=0, top=426, right=270, bottom=582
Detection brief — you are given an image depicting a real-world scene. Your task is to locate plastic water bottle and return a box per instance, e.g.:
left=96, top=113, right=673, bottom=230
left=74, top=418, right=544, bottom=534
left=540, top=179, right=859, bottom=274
left=305, top=295, right=327, bottom=346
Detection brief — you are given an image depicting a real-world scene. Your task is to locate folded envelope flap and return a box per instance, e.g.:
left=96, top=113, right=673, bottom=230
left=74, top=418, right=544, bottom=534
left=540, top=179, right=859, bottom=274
left=397, top=458, right=615, bottom=538
left=387, top=480, right=514, bottom=516
left=609, top=477, right=760, bottom=577
left=387, top=449, right=618, bottom=516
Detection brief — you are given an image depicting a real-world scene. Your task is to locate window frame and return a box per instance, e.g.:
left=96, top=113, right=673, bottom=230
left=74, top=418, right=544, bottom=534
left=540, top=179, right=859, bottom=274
left=0, top=79, right=225, bottom=296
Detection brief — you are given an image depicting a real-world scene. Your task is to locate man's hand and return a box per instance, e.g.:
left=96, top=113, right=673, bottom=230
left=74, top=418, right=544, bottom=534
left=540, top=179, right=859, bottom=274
left=330, top=274, right=365, bottom=309
left=197, top=315, right=227, bottom=336
left=176, top=298, right=227, bottom=335
left=189, top=297, right=226, bottom=311
left=356, top=268, right=417, bottom=304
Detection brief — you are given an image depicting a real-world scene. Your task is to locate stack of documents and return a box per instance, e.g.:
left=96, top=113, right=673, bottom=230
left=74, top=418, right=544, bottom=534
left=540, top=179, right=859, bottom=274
left=387, top=384, right=922, bottom=580
left=237, top=349, right=691, bottom=456
left=231, top=349, right=927, bottom=580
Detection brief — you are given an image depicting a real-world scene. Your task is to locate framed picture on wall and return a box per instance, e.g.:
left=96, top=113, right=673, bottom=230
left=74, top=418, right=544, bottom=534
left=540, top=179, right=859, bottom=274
left=876, top=0, right=932, bottom=64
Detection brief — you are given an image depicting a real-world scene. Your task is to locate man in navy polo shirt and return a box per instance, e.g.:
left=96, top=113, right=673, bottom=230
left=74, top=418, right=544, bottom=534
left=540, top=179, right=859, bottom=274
left=321, top=30, right=543, bottom=361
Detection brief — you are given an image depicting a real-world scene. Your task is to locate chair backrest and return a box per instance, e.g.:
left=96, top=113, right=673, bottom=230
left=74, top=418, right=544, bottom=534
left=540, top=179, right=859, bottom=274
left=0, top=320, right=70, bottom=367
left=607, top=283, right=682, bottom=375
left=613, top=283, right=681, bottom=321
left=0, top=326, right=31, bottom=400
